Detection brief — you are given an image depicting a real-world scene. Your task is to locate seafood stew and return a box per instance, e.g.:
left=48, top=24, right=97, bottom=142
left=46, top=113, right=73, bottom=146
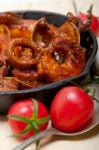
left=0, top=11, right=92, bottom=91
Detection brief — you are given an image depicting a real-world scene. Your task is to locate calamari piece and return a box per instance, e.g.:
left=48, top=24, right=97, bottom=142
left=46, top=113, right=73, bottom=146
left=52, top=39, right=85, bottom=75
left=7, top=38, right=41, bottom=69
left=0, top=12, right=21, bottom=25
left=55, top=22, right=80, bottom=45
left=12, top=68, right=39, bottom=81
left=0, top=77, right=18, bottom=91
left=32, top=18, right=55, bottom=48
left=38, top=39, right=85, bottom=83
left=37, top=53, right=67, bottom=82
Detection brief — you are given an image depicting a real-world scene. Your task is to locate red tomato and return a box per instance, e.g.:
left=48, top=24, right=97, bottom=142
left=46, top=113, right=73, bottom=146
left=8, top=99, right=49, bottom=140
left=50, top=86, right=94, bottom=132
left=78, top=12, right=99, bottom=36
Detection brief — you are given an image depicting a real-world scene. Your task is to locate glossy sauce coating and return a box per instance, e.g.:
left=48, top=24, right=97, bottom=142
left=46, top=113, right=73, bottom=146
left=0, top=12, right=87, bottom=91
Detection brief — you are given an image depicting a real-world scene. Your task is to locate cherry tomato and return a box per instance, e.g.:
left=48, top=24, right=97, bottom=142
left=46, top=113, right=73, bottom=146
left=8, top=99, right=49, bottom=140
left=78, top=12, right=99, bottom=36
left=50, top=86, right=94, bottom=132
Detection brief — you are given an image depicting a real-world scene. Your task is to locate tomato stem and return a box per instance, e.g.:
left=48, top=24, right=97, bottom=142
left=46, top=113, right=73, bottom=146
left=37, top=116, right=50, bottom=125
left=12, top=124, right=32, bottom=137
left=7, top=115, right=31, bottom=124
left=31, top=121, right=39, bottom=133
left=92, top=96, right=99, bottom=103
left=87, top=4, right=93, bottom=15
left=86, top=4, right=93, bottom=27
left=31, top=98, right=38, bottom=119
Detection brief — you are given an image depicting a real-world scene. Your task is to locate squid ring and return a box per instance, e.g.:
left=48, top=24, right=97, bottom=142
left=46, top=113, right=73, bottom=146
left=52, top=39, right=85, bottom=74
left=7, top=38, right=41, bottom=69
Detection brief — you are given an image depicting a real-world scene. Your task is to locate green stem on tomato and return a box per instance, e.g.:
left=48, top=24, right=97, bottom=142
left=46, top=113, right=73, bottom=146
left=8, top=99, right=49, bottom=138
left=87, top=4, right=93, bottom=15
left=92, top=95, right=99, bottom=103
left=86, top=4, right=93, bottom=27
left=31, top=98, right=38, bottom=119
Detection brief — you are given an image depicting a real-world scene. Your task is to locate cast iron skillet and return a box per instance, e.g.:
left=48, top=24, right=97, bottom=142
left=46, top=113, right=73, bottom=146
left=0, top=11, right=98, bottom=114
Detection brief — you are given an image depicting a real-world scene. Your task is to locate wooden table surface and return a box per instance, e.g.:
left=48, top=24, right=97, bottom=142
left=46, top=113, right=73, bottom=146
left=0, top=0, right=99, bottom=150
